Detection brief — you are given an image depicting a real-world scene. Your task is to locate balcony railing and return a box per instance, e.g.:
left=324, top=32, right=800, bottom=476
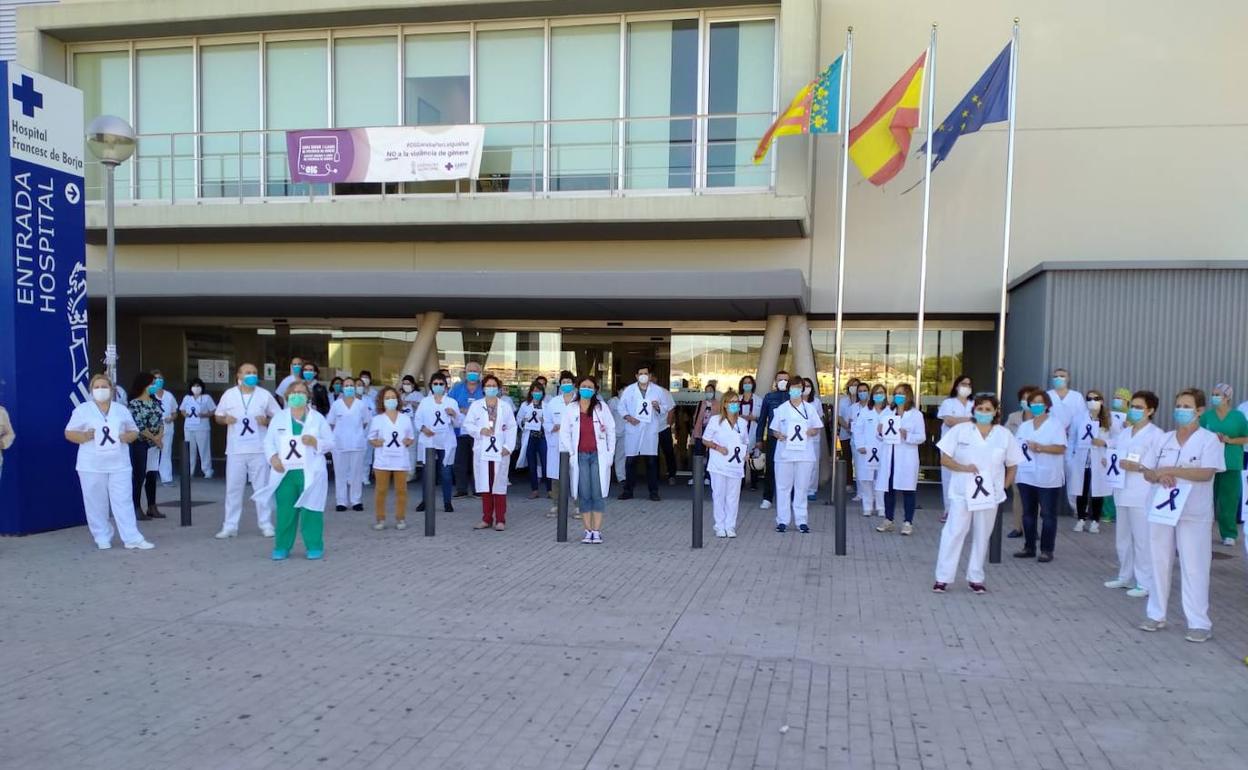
left=85, top=112, right=782, bottom=205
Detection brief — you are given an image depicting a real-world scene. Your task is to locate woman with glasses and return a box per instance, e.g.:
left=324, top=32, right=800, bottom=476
left=1103, top=390, right=1164, bottom=599
left=875, top=384, right=926, bottom=536
left=1012, top=391, right=1067, bottom=563
left=464, top=374, right=517, bottom=531
left=1068, top=389, right=1117, bottom=534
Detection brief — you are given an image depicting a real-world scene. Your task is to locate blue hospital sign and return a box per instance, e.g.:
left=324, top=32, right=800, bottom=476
left=0, top=62, right=89, bottom=534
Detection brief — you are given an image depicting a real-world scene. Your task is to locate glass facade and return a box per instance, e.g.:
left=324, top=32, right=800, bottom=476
left=335, top=37, right=397, bottom=127
left=75, top=50, right=131, bottom=200
left=266, top=39, right=328, bottom=196
left=200, top=43, right=261, bottom=197
left=550, top=24, right=620, bottom=191
left=625, top=19, right=699, bottom=190
left=136, top=47, right=194, bottom=201
left=476, top=28, right=545, bottom=193
left=707, top=20, right=775, bottom=188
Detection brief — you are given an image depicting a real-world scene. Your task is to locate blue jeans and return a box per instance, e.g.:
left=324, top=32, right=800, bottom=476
left=883, top=457, right=915, bottom=523
left=577, top=451, right=605, bottom=513
left=423, top=449, right=453, bottom=509
left=1018, top=483, right=1059, bottom=553
left=526, top=433, right=551, bottom=491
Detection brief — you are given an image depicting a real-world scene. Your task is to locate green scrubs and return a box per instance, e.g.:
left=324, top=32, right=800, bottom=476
left=274, top=419, right=324, bottom=554
left=1198, top=407, right=1247, bottom=541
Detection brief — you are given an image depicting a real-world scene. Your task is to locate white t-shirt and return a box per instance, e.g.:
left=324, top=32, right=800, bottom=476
left=180, top=393, right=216, bottom=433
left=217, top=386, right=279, bottom=456
left=275, top=374, right=299, bottom=399
left=369, top=412, right=417, bottom=471
left=1145, top=427, right=1226, bottom=522
left=936, top=422, right=1024, bottom=505
left=772, top=400, right=824, bottom=463
left=1015, top=416, right=1067, bottom=488
left=328, top=397, right=370, bottom=452
left=157, top=390, right=178, bottom=426
left=1110, top=422, right=1166, bottom=508
left=936, top=397, right=974, bottom=438
left=65, top=401, right=138, bottom=474
left=704, top=415, right=752, bottom=478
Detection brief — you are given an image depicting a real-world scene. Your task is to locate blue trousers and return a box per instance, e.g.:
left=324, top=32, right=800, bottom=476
left=526, top=433, right=551, bottom=491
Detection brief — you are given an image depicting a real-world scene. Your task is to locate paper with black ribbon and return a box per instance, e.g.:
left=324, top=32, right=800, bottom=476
left=1147, top=481, right=1190, bottom=527
left=881, top=417, right=901, bottom=445
left=1016, top=438, right=1034, bottom=468
left=1078, top=421, right=1097, bottom=449
left=964, top=472, right=996, bottom=511
left=1104, top=448, right=1126, bottom=489
left=282, top=435, right=307, bottom=471
left=482, top=433, right=503, bottom=461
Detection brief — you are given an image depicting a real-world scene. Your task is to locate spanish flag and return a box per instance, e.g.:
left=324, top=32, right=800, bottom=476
left=752, top=57, right=842, bottom=164
left=848, top=51, right=926, bottom=186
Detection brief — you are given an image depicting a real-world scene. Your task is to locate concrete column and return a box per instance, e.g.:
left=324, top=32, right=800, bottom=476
left=756, top=314, right=788, bottom=391
left=402, top=311, right=444, bottom=382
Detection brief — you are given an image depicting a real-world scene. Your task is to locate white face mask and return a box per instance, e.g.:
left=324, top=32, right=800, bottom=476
left=401, top=383, right=413, bottom=393
left=637, top=374, right=649, bottom=385
left=957, top=386, right=972, bottom=398
left=92, top=387, right=112, bottom=403
left=776, top=379, right=789, bottom=391
left=191, top=386, right=203, bottom=396
left=361, top=377, right=371, bottom=387
left=1087, top=400, right=1102, bottom=414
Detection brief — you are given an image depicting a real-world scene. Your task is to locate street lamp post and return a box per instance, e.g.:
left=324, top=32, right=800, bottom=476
left=85, top=116, right=136, bottom=386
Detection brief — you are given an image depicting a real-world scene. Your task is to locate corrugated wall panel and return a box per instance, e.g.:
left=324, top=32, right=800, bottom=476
left=0, top=1, right=56, bottom=63
left=1002, top=272, right=1051, bottom=403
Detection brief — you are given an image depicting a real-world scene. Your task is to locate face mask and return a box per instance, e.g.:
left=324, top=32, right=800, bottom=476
left=727, top=403, right=741, bottom=415
left=892, top=394, right=906, bottom=407
left=803, top=387, right=812, bottom=396
left=291, top=365, right=301, bottom=375
left=857, top=391, right=869, bottom=402
left=243, top=374, right=259, bottom=388
left=1127, top=407, right=1146, bottom=423
left=1087, top=400, right=1101, bottom=414
left=153, top=378, right=164, bottom=391
left=360, top=377, right=371, bottom=387
left=776, top=379, right=788, bottom=391
left=191, top=386, right=202, bottom=396
left=532, top=391, right=543, bottom=401
left=147, top=385, right=159, bottom=396
left=343, top=387, right=356, bottom=398
left=560, top=382, right=575, bottom=394
left=743, top=383, right=754, bottom=393
left=1029, top=403, right=1046, bottom=416
left=384, top=398, right=399, bottom=411
left=704, top=391, right=715, bottom=401
left=333, top=384, right=342, bottom=393
left=287, top=393, right=308, bottom=408
left=465, top=372, right=479, bottom=383
left=1112, top=398, right=1125, bottom=411
left=637, top=374, right=650, bottom=385
left=483, top=386, right=499, bottom=398
left=957, top=386, right=972, bottom=398
left=1020, top=400, right=1029, bottom=412
left=431, top=384, right=446, bottom=395
left=1211, top=395, right=1224, bottom=407
left=304, top=371, right=318, bottom=381
left=92, top=387, right=111, bottom=403
left=402, top=383, right=414, bottom=394
left=974, top=411, right=994, bottom=425
left=1173, top=407, right=1196, bottom=426
left=1052, top=376, right=1067, bottom=389
left=873, top=393, right=885, bottom=404
left=578, top=387, right=595, bottom=400
left=789, top=387, right=803, bottom=400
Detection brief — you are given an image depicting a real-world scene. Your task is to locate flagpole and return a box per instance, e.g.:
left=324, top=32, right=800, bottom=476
left=914, top=23, right=937, bottom=402
left=994, top=19, right=1020, bottom=398
left=830, top=27, right=853, bottom=530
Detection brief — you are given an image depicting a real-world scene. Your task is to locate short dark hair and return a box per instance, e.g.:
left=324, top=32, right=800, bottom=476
left=482, top=374, right=503, bottom=389
left=131, top=371, right=155, bottom=396
left=972, top=394, right=1000, bottom=414
left=1018, top=384, right=1040, bottom=402
left=358, top=370, right=372, bottom=378
left=188, top=377, right=205, bottom=390
left=1029, top=390, right=1053, bottom=409
left=1177, top=388, right=1206, bottom=409
left=1132, top=390, right=1159, bottom=411
left=636, top=362, right=652, bottom=375
left=430, top=372, right=448, bottom=386
left=949, top=374, right=972, bottom=398
left=559, top=370, right=576, bottom=384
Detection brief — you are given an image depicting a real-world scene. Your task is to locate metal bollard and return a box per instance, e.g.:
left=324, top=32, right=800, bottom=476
left=989, top=493, right=1006, bottom=564
left=557, top=451, right=570, bottom=542
left=691, top=452, right=705, bottom=549
left=179, top=438, right=192, bottom=527
left=834, top=457, right=848, bottom=556
left=423, top=447, right=436, bottom=537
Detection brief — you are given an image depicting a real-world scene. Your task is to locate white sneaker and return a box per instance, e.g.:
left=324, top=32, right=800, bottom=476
left=1222, top=537, right=1236, bottom=547
left=688, top=479, right=694, bottom=486
left=727, top=529, right=737, bottom=538
left=1088, top=521, right=1100, bottom=534
left=214, top=529, right=237, bottom=539
left=877, top=511, right=886, bottom=517
left=900, top=522, right=913, bottom=536
left=592, top=531, right=603, bottom=544
left=1073, top=520, right=1085, bottom=533
left=861, top=509, right=873, bottom=517
left=704, top=477, right=710, bottom=486
left=1126, top=587, right=1149, bottom=598
left=96, top=542, right=112, bottom=550
left=124, top=540, right=155, bottom=550
left=261, top=526, right=275, bottom=538
left=1103, top=578, right=1131, bottom=589
left=582, top=531, right=594, bottom=544
left=852, top=495, right=862, bottom=502
left=715, top=528, right=726, bottom=538
left=396, top=521, right=408, bottom=531
left=372, top=521, right=386, bottom=531
left=760, top=500, right=772, bottom=510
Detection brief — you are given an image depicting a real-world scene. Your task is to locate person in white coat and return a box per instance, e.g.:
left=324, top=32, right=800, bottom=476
left=1104, top=390, right=1164, bottom=598
left=1046, top=367, right=1088, bottom=454
left=1068, top=389, right=1118, bottom=533
left=618, top=364, right=673, bottom=502
left=836, top=378, right=860, bottom=498
left=1137, top=389, right=1225, bottom=642
left=737, top=375, right=764, bottom=491
left=702, top=389, right=752, bottom=538
left=215, top=363, right=279, bottom=539
left=560, top=375, right=616, bottom=544
left=609, top=384, right=628, bottom=485
left=1012, top=390, right=1068, bottom=562
left=854, top=385, right=889, bottom=516
left=369, top=386, right=416, bottom=530
left=874, top=384, right=927, bottom=536
left=327, top=377, right=369, bottom=512
left=150, top=370, right=179, bottom=486
left=770, top=378, right=824, bottom=533
left=180, top=378, right=216, bottom=479
left=936, top=375, right=975, bottom=517
left=64, top=374, right=154, bottom=550
left=463, top=374, right=517, bottom=531
left=846, top=381, right=870, bottom=501
left=400, top=375, right=422, bottom=480
left=274, top=357, right=304, bottom=401
left=541, top=372, right=579, bottom=514
left=254, top=381, right=335, bottom=560
left=933, top=395, right=1023, bottom=593
left=515, top=382, right=552, bottom=499
left=414, top=373, right=459, bottom=513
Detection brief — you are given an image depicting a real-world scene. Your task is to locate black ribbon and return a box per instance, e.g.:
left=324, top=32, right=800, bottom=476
left=98, top=426, right=116, bottom=446
left=433, top=411, right=446, bottom=426
left=189, top=407, right=197, bottom=418
left=1021, top=442, right=1032, bottom=462
left=1081, top=424, right=1095, bottom=442
left=240, top=417, right=255, bottom=436
left=868, top=447, right=879, bottom=464
left=285, top=439, right=302, bottom=460
left=485, top=435, right=499, bottom=454
left=971, top=475, right=990, bottom=499
left=884, top=418, right=897, bottom=435
left=1107, top=453, right=1121, bottom=476
left=387, top=431, right=401, bottom=448
left=529, top=413, right=540, bottom=425
left=790, top=424, right=804, bottom=442
left=729, top=446, right=742, bottom=464
left=1155, top=487, right=1181, bottom=511
left=639, top=402, right=650, bottom=416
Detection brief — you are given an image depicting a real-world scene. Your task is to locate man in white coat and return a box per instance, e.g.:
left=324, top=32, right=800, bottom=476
left=274, top=357, right=304, bottom=402
left=1046, top=367, right=1088, bottom=446
left=214, top=363, right=279, bottom=539
left=617, top=364, right=673, bottom=502
left=151, top=370, right=179, bottom=486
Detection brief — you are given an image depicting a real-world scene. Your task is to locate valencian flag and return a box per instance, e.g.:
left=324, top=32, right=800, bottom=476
left=847, top=51, right=926, bottom=185
left=921, top=42, right=1011, bottom=170
left=752, top=56, right=842, bottom=164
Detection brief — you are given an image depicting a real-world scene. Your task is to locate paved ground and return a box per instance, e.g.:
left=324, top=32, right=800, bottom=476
left=1, top=475, right=1246, bottom=770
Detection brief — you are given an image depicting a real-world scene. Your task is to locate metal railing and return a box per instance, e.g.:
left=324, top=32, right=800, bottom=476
left=84, top=112, right=782, bottom=206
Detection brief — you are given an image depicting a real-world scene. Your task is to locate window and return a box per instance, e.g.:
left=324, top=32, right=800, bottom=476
left=707, top=20, right=775, bottom=188
left=626, top=19, right=699, bottom=189
left=200, top=43, right=260, bottom=197
left=75, top=51, right=132, bottom=200
left=136, top=47, right=194, bottom=201
left=335, top=36, right=397, bottom=127
left=550, top=24, right=620, bottom=191
left=404, top=32, right=469, bottom=125
left=476, top=28, right=544, bottom=193
left=265, top=39, right=328, bottom=196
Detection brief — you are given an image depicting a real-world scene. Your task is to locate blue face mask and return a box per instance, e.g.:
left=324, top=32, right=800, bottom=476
left=343, top=386, right=356, bottom=398
left=892, top=394, right=906, bottom=407
left=857, top=391, right=869, bottom=401
left=742, top=383, right=754, bottom=393
left=466, top=372, right=481, bottom=383
left=243, top=374, right=259, bottom=388
left=1173, top=407, right=1196, bottom=426
left=291, top=365, right=301, bottom=375
left=483, top=386, right=499, bottom=398
left=974, top=411, right=994, bottom=425
left=147, top=385, right=159, bottom=395
left=1112, top=398, right=1125, bottom=411
left=1127, top=407, right=1146, bottom=423
left=789, top=387, right=803, bottom=400
left=302, top=370, right=315, bottom=381
left=153, top=378, right=164, bottom=391
left=726, top=403, right=741, bottom=415
left=431, top=384, right=445, bottom=395
left=873, top=393, right=885, bottom=404
left=704, top=391, right=715, bottom=401
left=1020, top=400, right=1029, bottom=412
left=1052, top=376, right=1067, bottom=389
left=287, top=393, right=308, bottom=409
left=1029, top=403, right=1046, bottom=416
left=578, top=387, right=595, bottom=400
left=532, top=391, right=543, bottom=401
left=332, top=383, right=342, bottom=393
left=1211, top=395, right=1224, bottom=407
left=560, top=382, right=575, bottom=394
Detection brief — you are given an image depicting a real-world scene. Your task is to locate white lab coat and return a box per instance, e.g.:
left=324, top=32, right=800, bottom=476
left=558, top=400, right=616, bottom=499
left=876, top=408, right=926, bottom=492
left=852, top=406, right=889, bottom=481
left=414, top=395, right=459, bottom=463
left=327, top=397, right=370, bottom=452
left=619, top=383, right=673, bottom=457
left=1047, top=388, right=1088, bottom=446
left=253, top=408, right=336, bottom=512
left=1065, top=418, right=1119, bottom=502
left=703, top=415, right=751, bottom=479
left=515, top=400, right=545, bottom=471
left=543, top=394, right=577, bottom=479
left=462, top=398, right=518, bottom=495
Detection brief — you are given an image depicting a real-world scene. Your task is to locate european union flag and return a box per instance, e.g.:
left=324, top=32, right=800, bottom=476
left=921, top=42, right=1011, bottom=169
